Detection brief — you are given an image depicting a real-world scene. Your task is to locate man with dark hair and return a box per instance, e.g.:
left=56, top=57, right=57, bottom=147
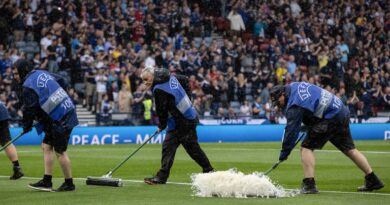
left=0, top=102, right=24, bottom=180
left=141, top=67, right=214, bottom=184
left=47, top=37, right=59, bottom=73
left=13, top=58, right=78, bottom=192
left=270, top=82, right=384, bottom=194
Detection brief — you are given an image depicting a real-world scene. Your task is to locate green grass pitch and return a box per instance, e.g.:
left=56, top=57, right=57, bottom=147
left=1, top=140, right=389, bottom=205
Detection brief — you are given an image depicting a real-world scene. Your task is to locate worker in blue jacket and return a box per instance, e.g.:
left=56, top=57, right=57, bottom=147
left=13, top=59, right=78, bottom=192
left=270, top=82, right=384, bottom=194
left=141, top=67, right=214, bottom=185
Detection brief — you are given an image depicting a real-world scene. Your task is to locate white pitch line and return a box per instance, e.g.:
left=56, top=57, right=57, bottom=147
left=16, top=150, right=41, bottom=153
left=316, top=190, right=390, bottom=196
left=194, top=148, right=390, bottom=154
left=1, top=176, right=389, bottom=196
left=12, top=148, right=390, bottom=154
left=317, top=150, right=390, bottom=154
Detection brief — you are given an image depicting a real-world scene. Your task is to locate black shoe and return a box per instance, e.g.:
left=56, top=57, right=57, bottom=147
left=55, top=182, right=76, bottom=192
left=10, top=166, right=24, bottom=180
left=301, top=178, right=319, bottom=194
left=144, top=176, right=166, bottom=185
left=28, top=180, right=53, bottom=192
left=358, top=172, right=384, bottom=192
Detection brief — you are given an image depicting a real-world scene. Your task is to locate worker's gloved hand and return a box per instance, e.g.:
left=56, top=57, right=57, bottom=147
left=279, top=150, right=291, bottom=161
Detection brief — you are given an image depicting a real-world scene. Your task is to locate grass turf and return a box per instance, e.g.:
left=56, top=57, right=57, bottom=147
left=0, top=140, right=389, bottom=205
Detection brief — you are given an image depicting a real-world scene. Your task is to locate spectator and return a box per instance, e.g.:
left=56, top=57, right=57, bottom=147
left=215, top=107, right=226, bottom=119
left=209, top=79, right=221, bottom=113
left=254, top=16, right=267, bottom=38
left=40, top=31, right=52, bottom=60
left=227, top=106, right=237, bottom=119
left=84, top=66, right=96, bottom=112
left=100, top=94, right=112, bottom=125
left=12, top=7, right=25, bottom=42
left=227, top=8, right=245, bottom=37
left=132, top=85, right=146, bottom=125
left=287, top=55, right=297, bottom=78
left=118, top=85, right=133, bottom=113
left=236, top=73, right=247, bottom=104
left=347, top=90, right=361, bottom=120
left=290, top=0, right=301, bottom=18
left=142, top=91, right=153, bottom=125
left=68, top=88, right=79, bottom=105
left=259, top=82, right=273, bottom=105
left=0, top=0, right=387, bottom=124
left=226, top=67, right=236, bottom=102
left=239, top=100, right=251, bottom=117
left=252, top=96, right=266, bottom=119
left=95, top=69, right=108, bottom=114
left=47, top=37, right=59, bottom=73
left=264, top=98, right=277, bottom=123
left=381, top=87, right=390, bottom=111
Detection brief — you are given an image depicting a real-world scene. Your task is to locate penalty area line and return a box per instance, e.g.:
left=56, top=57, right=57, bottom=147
left=1, top=176, right=389, bottom=196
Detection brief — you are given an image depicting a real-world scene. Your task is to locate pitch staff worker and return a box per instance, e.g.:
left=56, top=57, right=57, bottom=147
left=0, top=102, right=24, bottom=180
left=13, top=59, right=78, bottom=192
left=141, top=67, right=214, bottom=184
left=270, top=82, right=384, bottom=194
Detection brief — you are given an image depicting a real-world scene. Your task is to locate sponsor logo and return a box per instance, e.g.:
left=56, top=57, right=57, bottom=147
left=37, top=73, right=54, bottom=88
left=297, top=82, right=311, bottom=101
left=170, top=77, right=179, bottom=89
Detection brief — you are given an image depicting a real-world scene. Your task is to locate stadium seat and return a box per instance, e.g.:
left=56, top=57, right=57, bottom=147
left=230, top=101, right=241, bottom=109
left=111, top=113, right=130, bottom=121
left=23, top=46, right=36, bottom=53
left=15, top=41, right=26, bottom=49
left=204, top=37, right=213, bottom=46
left=194, top=37, right=202, bottom=48
left=233, top=108, right=240, bottom=115
left=26, top=41, right=38, bottom=48
left=245, top=95, right=254, bottom=102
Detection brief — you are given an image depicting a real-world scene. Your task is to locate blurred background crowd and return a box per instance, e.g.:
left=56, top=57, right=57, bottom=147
left=0, top=0, right=389, bottom=126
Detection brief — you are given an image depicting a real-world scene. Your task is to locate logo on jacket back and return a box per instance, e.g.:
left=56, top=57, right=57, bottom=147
left=170, top=77, right=179, bottom=89
left=37, top=73, right=54, bottom=88
left=298, top=82, right=311, bottom=101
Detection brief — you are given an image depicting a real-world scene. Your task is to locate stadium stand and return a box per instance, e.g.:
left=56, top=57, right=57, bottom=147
left=0, top=0, right=388, bottom=126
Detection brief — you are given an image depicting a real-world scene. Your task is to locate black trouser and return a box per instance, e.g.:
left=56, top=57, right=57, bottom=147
left=156, top=127, right=213, bottom=181
left=0, top=120, right=11, bottom=146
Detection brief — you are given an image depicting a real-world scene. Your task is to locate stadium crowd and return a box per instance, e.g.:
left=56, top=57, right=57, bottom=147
left=0, top=0, right=389, bottom=125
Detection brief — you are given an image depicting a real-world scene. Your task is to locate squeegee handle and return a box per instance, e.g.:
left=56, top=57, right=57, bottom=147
left=263, top=131, right=306, bottom=175
left=271, top=161, right=281, bottom=169
left=263, top=161, right=281, bottom=175
left=110, top=130, right=160, bottom=174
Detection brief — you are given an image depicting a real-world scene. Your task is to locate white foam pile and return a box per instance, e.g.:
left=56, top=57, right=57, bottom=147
left=191, top=169, right=298, bottom=198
